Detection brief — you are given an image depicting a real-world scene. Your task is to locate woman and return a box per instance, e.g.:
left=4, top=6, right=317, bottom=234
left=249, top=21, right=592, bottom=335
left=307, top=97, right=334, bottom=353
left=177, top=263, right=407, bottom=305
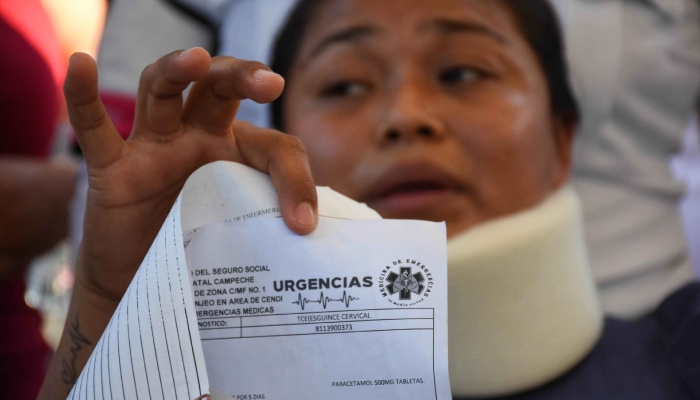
left=39, top=0, right=700, bottom=399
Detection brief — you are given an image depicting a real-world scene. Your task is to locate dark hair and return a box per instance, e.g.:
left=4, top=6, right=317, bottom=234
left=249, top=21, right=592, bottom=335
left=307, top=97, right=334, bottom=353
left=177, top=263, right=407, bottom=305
left=270, top=0, right=579, bottom=130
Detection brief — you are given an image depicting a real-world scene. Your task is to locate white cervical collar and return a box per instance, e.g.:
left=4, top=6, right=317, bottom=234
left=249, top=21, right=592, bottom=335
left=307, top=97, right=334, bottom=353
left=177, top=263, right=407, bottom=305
left=447, top=186, right=603, bottom=398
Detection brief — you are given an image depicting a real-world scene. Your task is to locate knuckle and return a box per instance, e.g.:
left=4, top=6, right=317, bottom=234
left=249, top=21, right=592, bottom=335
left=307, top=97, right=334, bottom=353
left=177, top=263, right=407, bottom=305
left=211, top=55, right=236, bottom=63
left=226, top=60, right=270, bottom=82
left=223, top=59, right=250, bottom=76
left=283, top=174, right=317, bottom=201
left=65, top=84, right=99, bottom=108
left=138, top=63, right=157, bottom=89
left=71, top=106, right=108, bottom=132
left=139, top=53, right=185, bottom=99
left=291, top=175, right=317, bottom=191
left=241, top=60, right=269, bottom=73
left=279, top=135, right=308, bottom=156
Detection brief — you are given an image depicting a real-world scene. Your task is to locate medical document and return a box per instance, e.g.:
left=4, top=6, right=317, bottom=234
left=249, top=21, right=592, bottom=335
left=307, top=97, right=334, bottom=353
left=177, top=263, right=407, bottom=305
left=67, top=161, right=451, bottom=400
left=187, top=217, right=448, bottom=399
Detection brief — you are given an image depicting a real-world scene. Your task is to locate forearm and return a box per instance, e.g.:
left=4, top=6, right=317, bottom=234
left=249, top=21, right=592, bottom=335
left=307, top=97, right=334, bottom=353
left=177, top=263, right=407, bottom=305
left=0, top=157, right=77, bottom=266
left=38, top=262, right=120, bottom=400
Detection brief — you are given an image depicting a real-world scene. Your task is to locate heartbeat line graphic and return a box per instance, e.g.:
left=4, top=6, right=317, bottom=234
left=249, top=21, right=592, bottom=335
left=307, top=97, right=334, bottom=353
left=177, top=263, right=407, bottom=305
left=291, top=291, right=360, bottom=311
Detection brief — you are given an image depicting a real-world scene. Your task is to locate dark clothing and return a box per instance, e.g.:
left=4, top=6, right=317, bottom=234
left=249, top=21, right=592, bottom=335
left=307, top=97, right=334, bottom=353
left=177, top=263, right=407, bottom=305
left=462, top=283, right=700, bottom=400
left=0, top=15, right=58, bottom=157
left=0, top=14, right=58, bottom=400
left=0, top=274, right=51, bottom=399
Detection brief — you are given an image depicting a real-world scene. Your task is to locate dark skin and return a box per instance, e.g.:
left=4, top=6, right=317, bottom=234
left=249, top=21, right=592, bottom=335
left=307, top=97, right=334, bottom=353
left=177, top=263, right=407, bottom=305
left=40, top=1, right=576, bottom=397
left=285, top=0, right=575, bottom=237
left=38, top=49, right=320, bottom=400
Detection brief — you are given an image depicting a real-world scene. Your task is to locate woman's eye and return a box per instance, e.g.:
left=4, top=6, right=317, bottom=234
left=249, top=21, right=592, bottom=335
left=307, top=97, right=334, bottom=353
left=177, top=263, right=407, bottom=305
left=320, top=81, right=369, bottom=98
left=440, top=67, right=484, bottom=83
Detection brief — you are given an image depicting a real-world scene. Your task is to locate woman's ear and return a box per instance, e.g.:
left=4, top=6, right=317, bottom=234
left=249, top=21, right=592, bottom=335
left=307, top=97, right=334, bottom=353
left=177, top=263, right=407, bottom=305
left=551, top=113, right=577, bottom=188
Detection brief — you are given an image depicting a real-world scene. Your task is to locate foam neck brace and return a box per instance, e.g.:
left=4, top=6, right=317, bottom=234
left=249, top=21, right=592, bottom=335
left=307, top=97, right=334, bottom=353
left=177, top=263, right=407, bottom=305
left=447, top=186, right=603, bottom=398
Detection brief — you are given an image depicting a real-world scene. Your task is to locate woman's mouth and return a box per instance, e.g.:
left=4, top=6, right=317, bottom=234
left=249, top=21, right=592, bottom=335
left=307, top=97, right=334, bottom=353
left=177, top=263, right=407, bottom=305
left=363, top=165, right=465, bottom=217
left=367, top=182, right=456, bottom=213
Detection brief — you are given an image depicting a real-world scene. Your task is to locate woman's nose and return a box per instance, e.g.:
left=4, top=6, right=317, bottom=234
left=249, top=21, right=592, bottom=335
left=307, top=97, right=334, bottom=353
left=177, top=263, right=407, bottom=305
left=376, top=80, right=447, bottom=145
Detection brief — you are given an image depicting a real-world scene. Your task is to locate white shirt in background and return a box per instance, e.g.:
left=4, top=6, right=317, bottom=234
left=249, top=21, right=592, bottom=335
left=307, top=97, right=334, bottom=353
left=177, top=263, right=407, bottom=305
left=553, top=0, right=700, bottom=317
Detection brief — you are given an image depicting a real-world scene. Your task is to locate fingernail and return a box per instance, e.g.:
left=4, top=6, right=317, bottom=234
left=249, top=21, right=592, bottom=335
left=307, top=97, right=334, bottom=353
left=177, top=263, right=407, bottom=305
left=294, top=202, right=316, bottom=227
left=254, top=69, right=280, bottom=82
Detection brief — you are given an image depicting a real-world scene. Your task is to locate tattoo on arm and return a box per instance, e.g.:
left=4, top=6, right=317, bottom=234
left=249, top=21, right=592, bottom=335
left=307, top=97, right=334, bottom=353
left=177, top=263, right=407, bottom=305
left=60, top=314, right=93, bottom=384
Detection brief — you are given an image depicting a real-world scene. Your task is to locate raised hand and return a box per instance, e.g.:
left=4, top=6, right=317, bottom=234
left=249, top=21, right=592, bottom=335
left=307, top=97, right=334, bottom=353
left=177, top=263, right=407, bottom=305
left=68, top=48, right=317, bottom=302
left=39, top=48, right=318, bottom=400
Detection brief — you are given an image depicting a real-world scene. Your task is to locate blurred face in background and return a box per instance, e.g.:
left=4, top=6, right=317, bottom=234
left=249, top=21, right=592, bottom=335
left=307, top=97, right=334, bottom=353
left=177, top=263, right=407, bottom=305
left=283, top=0, right=574, bottom=237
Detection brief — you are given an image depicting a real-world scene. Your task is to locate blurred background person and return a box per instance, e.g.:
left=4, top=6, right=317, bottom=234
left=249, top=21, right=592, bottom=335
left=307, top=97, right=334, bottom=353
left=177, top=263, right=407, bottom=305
left=167, top=0, right=296, bottom=127
left=0, top=0, right=105, bottom=398
left=95, top=0, right=295, bottom=140
left=72, top=0, right=296, bottom=253
left=551, top=0, right=700, bottom=317
left=95, top=0, right=213, bottom=139
left=0, top=2, right=71, bottom=398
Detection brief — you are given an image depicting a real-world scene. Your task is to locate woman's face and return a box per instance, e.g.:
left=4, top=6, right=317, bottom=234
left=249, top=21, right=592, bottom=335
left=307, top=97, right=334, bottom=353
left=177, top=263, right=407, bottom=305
left=284, top=0, right=573, bottom=237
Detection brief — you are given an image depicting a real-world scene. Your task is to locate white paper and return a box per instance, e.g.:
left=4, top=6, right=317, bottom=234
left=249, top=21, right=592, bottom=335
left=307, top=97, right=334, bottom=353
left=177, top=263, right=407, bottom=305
left=67, top=198, right=209, bottom=400
left=187, top=217, right=449, bottom=400
left=68, top=161, right=450, bottom=400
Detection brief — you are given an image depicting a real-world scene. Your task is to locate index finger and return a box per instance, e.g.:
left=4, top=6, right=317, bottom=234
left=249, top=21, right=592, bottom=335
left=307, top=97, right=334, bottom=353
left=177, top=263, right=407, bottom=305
left=133, top=48, right=211, bottom=138
left=182, top=56, right=285, bottom=133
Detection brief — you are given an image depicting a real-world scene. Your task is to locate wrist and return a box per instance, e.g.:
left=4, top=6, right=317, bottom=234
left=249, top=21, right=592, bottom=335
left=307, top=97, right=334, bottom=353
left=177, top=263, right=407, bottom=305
left=73, top=263, right=124, bottom=312
left=39, top=273, right=117, bottom=400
